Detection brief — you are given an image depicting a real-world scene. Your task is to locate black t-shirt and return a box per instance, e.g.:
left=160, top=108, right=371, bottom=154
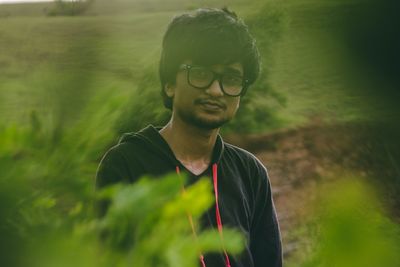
left=96, top=125, right=282, bottom=267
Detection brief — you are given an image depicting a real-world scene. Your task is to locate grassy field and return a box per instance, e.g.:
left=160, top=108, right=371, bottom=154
left=1, top=0, right=397, bottom=132
left=1, top=1, right=399, bottom=266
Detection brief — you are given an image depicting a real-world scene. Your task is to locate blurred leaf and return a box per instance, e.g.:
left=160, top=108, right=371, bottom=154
left=288, top=178, right=400, bottom=267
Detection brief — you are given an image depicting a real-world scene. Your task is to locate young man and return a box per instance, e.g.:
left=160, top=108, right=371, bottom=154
left=96, top=8, right=282, bottom=267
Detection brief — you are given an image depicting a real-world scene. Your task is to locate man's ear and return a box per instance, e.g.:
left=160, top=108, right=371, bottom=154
left=164, top=83, right=175, bottom=97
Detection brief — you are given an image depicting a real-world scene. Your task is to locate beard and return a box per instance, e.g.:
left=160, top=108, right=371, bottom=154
left=176, top=105, right=232, bottom=130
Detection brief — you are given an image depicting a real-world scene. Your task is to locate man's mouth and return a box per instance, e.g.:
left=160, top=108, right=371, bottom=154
left=196, top=99, right=226, bottom=110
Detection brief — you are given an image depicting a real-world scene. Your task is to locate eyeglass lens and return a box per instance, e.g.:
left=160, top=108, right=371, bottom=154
left=188, top=66, right=244, bottom=96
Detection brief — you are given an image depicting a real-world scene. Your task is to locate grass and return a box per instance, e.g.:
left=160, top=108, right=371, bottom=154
left=1, top=1, right=399, bottom=265
left=0, top=0, right=397, bottom=130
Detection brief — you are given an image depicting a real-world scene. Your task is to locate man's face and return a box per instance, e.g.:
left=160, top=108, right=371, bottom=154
left=166, top=61, right=243, bottom=130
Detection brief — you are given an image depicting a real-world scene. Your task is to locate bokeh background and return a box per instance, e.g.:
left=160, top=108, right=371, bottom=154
left=1, top=0, right=399, bottom=266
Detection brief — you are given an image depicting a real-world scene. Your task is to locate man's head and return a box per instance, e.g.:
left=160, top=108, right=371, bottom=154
left=159, top=8, right=260, bottom=110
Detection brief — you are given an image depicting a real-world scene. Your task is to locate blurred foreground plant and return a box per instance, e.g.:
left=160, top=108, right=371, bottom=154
left=96, top=174, right=244, bottom=267
left=0, top=93, right=244, bottom=266
left=288, top=179, right=400, bottom=267
left=13, top=174, right=244, bottom=267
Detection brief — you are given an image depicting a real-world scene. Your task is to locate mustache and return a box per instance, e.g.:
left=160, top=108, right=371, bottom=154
left=194, top=98, right=227, bottom=109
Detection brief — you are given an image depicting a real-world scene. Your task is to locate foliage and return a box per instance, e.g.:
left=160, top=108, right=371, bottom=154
left=96, top=174, right=244, bottom=267
left=0, top=92, right=244, bottom=266
left=286, top=179, right=400, bottom=267
left=1, top=1, right=400, bottom=266
left=47, top=0, right=94, bottom=16
left=0, top=87, right=118, bottom=266
left=115, top=65, right=171, bottom=134
left=225, top=2, right=289, bottom=133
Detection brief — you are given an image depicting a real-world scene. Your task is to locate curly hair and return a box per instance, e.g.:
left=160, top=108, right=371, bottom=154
left=159, top=7, right=260, bottom=109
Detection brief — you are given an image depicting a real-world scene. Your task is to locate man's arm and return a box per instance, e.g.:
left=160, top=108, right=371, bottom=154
left=250, top=164, right=283, bottom=267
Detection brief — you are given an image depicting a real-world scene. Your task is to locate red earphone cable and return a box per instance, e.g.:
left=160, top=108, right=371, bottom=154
left=212, top=163, right=231, bottom=267
left=176, top=164, right=231, bottom=267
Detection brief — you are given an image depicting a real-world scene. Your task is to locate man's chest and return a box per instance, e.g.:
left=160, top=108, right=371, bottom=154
left=125, top=152, right=255, bottom=231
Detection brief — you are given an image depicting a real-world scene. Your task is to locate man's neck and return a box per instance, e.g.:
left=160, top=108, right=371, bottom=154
left=159, top=117, right=219, bottom=174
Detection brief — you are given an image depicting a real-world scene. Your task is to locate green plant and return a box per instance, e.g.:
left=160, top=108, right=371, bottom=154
left=96, top=174, right=244, bottom=267
left=287, top=179, right=400, bottom=267
left=47, top=0, right=94, bottom=16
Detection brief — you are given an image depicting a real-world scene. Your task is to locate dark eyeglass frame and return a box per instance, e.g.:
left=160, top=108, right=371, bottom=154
left=179, top=64, right=249, bottom=97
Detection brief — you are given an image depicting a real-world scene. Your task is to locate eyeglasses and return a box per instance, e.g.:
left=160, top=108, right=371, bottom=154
left=179, top=64, right=248, bottom=97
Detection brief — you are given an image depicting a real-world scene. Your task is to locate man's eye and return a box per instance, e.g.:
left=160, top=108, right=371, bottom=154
left=192, top=69, right=211, bottom=79
left=224, top=75, right=242, bottom=85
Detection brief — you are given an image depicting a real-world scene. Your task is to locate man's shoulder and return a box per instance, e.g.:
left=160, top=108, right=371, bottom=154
left=107, top=125, right=159, bottom=152
left=100, top=130, right=151, bottom=163
left=223, top=141, right=266, bottom=169
left=104, top=134, right=141, bottom=156
left=117, top=125, right=155, bottom=145
left=224, top=141, right=253, bottom=157
left=222, top=141, right=270, bottom=189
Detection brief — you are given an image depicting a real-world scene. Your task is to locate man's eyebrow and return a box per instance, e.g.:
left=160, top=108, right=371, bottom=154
left=224, top=67, right=243, bottom=76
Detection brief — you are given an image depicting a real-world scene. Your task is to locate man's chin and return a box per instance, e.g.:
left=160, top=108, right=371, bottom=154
left=185, top=114, right=230, bottom=130
left=176, top=108, right=232, bottom=130
left=192, top=120, right=226, bottom=130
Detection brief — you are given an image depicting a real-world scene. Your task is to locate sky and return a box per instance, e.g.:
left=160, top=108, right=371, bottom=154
left=0, top=0, right=54, bottom=3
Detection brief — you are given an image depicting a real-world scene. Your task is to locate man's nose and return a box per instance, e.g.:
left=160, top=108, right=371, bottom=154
left=205, top=79, right=224, bottom=97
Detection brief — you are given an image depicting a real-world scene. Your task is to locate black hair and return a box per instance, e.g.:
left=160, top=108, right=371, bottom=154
left=159, top=7, right=260, bottom=109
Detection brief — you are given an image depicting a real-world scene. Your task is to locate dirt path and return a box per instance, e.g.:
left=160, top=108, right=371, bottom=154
left=226, top=122, right=400, bottom=257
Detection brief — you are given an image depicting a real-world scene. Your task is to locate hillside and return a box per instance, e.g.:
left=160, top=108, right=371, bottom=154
left=1, top=0, right=399, bottom=265
left=1, top=0, right=398, bottom=130
left=227, top=122, right=400, bottom=258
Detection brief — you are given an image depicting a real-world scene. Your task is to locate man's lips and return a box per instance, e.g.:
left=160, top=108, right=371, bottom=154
left=195, top=99, right=226, bottom=109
